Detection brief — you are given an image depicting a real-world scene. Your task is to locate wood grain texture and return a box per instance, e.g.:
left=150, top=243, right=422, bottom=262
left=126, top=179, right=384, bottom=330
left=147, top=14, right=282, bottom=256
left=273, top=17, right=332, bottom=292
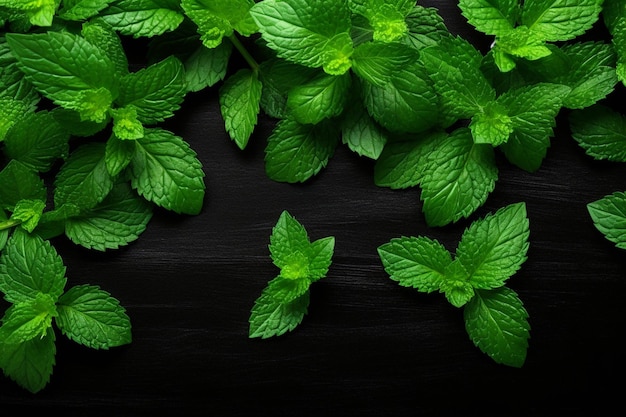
left=2, top=1, right=626, bottom=416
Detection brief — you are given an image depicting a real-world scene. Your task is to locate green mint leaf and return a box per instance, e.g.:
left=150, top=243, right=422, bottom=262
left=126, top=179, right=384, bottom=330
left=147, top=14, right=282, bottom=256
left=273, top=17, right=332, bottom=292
left=521, top=0, right=602, bottom=42
left=105, top=134, right=136, bottom=176
left=35, top=203, right=81, bottom=241
left=359, top=60, right=439, bottom=133
left=374, top=130, right=446, bottom=189
left=438, top=259, right=475, bottom=307
left=81, top=18, right=129, bottom=78
left=286, top=71, right=351, bottom=125
left=497, top=83, right=570, bottom=172
left=130, top=128, right=206, bottom=215
left=58, top=0, right=115, bottom=21
left=219, top=68, right=262, bottom=150
left=420, top=36, right=495, bottom=120
left=65, top=182, right=153, bottom=251
left=181, top=0, right=256, bottom=48
left=349, top=0, right=415, bottom=42
left=340, top=97, right=387, bottom=160
left=464, top=287, right=530, bottom=367
left=378, top=236, right=452, bottom=293
left=587, top=191, right=626, bottom=250
left=469, top=101, right=513, bottom=145
left=269, top=210, right=311, bottom=271
left=117, top=55, right=187, bottom=124
left=250, top=0, right=353, bottom=75
left=265, top=118, right=340, bottom=183
left=0, top=228, right=67, bottom=304
left=54, top=142, right=114, bottom=212
left=570, top=104, right=626, bottom=162
left=351, top=41, right=416, bottom=87
left=3, top=110, right=69, bottom=173
left=458, top=0, right=520, bottom=36
left=404, top=5, right=450, bottom=50
left=248, top=288, right=309, bottom=339
left=0, top=98, right=34, bottom=141
left=110, top=106, right=144, bottom=140
left=100, top=0, right=184, bottom=38
left=184, top=41, right=232, bottom=92
left=266, top=275, right=311, bottom=303
left=307, top=236, right=335, bottom=282
left=456, top=202, right=530, bottom=290
left=0, top=0, right=58, bottom=26
left=56, top=284, right=132, bottom=349
left=604, top=2, right=626, bottom=85
left=0, top=292, right=56, bottom=344
left=259, top=58, right=318, bottom=119
left=0, top=160, right=46, bottom=211
left=0, top=327, right=55, bottom=394
left=0, top=39, right=40, bottom=106
left=6, top=31, right=118, bottom=121
left=10, top=199, right=45, bottom=233
left=420, top=128, right=498, bottom=227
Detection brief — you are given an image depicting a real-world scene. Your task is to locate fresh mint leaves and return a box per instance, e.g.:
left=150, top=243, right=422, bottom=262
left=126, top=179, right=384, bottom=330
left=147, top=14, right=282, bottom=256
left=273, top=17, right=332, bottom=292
left=249, top=211, right=335, bottom=339
left=378, top=202, right=531, bottom=367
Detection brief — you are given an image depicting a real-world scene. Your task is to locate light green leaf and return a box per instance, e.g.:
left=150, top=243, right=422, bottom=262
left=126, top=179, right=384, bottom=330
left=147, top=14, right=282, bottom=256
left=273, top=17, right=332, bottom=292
left=587, top=191, right=626, bottom=250
left=181, top=0, right=256, bottom=48
left=404, top=5, right=450, bottom=50
left=378, top=236, right=452, bottom=293
left=110, top=105, right=144, bottom=140
left=349, top=0, right=415, bottom=42
left=56, top=284, right=131, bottom=349
left=464, top=287, right=530, bottom=367
left=250, top=0, right=353, bottom=75
left=10, top=199, right=45, bottom=233
left=0, top=228, right=67, bottom=304
left=522, top=0, right=602, bottom=42
left=0, top=293, right=57, bottom=344
left=469, top=101, right=513, bottom=145
left=287, top=71, right=351, bottom=125
left=65, top=182, right=153, bottom=251
left=307, top=236, right=335, bottom=282
left=100, top=0, right=184, bottom=38
left=570, top=104, right=626, bottom=162
left=458, top=0, right=520, bottom=36
left=58, top=0, right=115, bottom=21
left=0, top=326, right=56, bottom=394
left=0, top=0, right=60, bottom=26
left=266, top=275, right=311, bottom=303
left=456, top=202, right=530, bottom=289
left=269, top=210, right=311, bottom=271
left=440, top=259, right=475, bottom=308
left=249, top=288, right=310, bottom=339
left=219, top=68, right=262, bottom=150
left=130, top=128, right=206, bottom=215
left=420, top=128, right=498, bottom=227
left=265, top=118, right=340, bottom=183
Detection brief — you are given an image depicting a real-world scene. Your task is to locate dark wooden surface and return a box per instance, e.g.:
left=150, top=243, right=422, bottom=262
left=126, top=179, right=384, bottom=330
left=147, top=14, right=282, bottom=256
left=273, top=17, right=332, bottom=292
left=2, top=2, right=626, bottom=416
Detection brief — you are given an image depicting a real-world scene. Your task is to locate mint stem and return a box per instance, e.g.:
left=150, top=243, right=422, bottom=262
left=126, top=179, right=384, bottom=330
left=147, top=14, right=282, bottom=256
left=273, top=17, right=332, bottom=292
left=0, top=218, right=21, bottom=231
left=228, top=34, right=259, bottom=73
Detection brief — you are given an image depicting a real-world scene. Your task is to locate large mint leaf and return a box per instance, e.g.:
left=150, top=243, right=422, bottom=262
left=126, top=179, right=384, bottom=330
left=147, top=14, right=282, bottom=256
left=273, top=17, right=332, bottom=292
left=456, top=202, right=529, bottom=290
left=265, top=118, right=340, bottom=183
left=464, top=287, right=530, bottom=367
left=0, top=229, right=67, bottom=304
left=130, top=128, right=205, bottom=215
left=65, top=182, right=153, bottom=251
left=57, top=284, right=132, bottom=349
left=100, top=0, right=184, bottom=38
left=250, top=0, right=353, bottom=75
left=522, top=0, right=602, bottom=42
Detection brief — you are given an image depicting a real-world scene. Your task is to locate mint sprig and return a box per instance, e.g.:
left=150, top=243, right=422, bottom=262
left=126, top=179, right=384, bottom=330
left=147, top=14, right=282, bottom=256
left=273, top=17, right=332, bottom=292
left=249, top=210, right=335, bottom=339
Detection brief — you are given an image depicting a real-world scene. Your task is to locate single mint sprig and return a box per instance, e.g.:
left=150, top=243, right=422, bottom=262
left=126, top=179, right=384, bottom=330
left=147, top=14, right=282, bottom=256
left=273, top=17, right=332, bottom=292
left=378, top=202, right=531, bottom=367
left=249, top=210, right=335, bottom=339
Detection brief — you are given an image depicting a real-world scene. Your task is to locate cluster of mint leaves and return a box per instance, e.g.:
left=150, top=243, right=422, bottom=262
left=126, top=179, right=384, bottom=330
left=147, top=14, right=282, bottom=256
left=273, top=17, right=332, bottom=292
left=1, top=0, right=625, bottom=392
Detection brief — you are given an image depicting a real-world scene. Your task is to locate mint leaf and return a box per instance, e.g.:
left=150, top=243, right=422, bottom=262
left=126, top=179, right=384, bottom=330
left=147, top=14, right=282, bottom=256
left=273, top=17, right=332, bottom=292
left=250, top=0, right=353, bottom=75
left=351, top=41, right=416, bottom=87
left=3, top=110, right=69, bottom=173
left=349, top=0, right=415, bottom=42
left=219, top=68, right=262, bottom=150
left=340, top=97, right=387, bottom=159
left=377, top=236, right=451, bottom=293
left=570, top=104, right=626, bottom=162
left=53, top=142, right=115, bottom=212
left=65, top=182, right=153, bottom=251
left=130, top=128, right=206, bottom=215
left=0, top=160, right=46, bottom=210
left=81, top=18, right=129, bottom=78
left=458, top=0, right=520, bottom=36
left=464, top=287, right=530, bottom=367
left=420, top=128, right=498, bottom=227
left=184, top=41, right=232, bottom=92
left=0, top=229, right=67, bottom=304
left=0, top=293, right=57, bottom=345
left=58, top=0, right=115, bottom=21
left=9, top=199, right=45, bottom=233
left=56, top=284, right=132, bottom=349
left=6, top=31, right=118, bottom=122
left=105, top=134, right=136, bottom=176
left=286, top=71, right=351, bottom=125
left=455, top=202, right=530, bottom=290
left=0, top=327, right=56, bottom=394
left=521, top=0, right=602, bottom=42
left=469, top=101, right=513, bottom=146
left=265, top=118, right=340, bottom=183
left=110, top=105, right=144, bottom=140
left=404, top=5, right=450, bottom=50
left=0, top=0, right=59, bottom=26
left=269, top=210, right=311, bottom=271
left=249, top=288, right=310, bottom=339
left=117, top=55, right=187, bottom=124
left=587, top=191, right=626, bottom=250
left=100, top=0, right=184, bottom=38
left=181, top=0, right=256, bottom=48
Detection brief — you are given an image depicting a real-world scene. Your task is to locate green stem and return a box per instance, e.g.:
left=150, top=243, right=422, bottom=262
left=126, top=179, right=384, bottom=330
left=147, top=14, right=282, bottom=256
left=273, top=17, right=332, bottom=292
left=0, top=218, right=21, bottom=231
left=228, top=34, right=260, bottom=73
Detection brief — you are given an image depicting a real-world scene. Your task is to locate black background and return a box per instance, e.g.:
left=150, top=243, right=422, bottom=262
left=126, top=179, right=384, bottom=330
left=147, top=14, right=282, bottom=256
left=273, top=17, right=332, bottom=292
left=1, top=1, right=625, bottom=416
